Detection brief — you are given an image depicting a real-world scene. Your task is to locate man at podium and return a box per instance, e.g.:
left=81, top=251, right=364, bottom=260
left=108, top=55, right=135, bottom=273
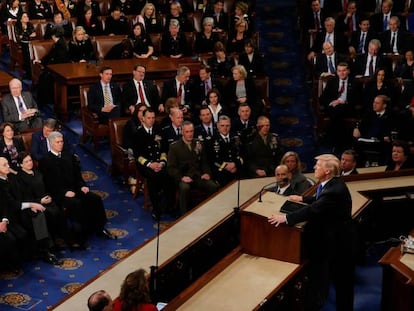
left=268, top=154, right=355, bottom=311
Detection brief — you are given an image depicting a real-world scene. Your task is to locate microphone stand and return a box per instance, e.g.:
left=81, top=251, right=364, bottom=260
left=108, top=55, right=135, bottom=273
left=258, top=181, right=278, bottom=202
left=233, top=179, right=241, bottom=245
left=149, top=210, right=161, bottom=303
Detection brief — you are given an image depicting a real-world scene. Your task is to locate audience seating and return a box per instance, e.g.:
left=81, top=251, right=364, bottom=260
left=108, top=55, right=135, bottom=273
left=108, top=117, right=150, bottom=207
left=28, top=39, right=54, bottom=86
left=150, top=32, right=162, bottom=56
left=79, top=84, right=109, bottom=149
left=7, top=20, right=24, bottom=77
left=94, top=35, right=127, bottom=60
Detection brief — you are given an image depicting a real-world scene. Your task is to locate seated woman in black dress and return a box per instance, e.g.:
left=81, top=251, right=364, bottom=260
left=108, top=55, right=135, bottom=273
left=129, top=22, right=154, bottom=58
left=44, top=11, right=73, bottom=40
left=76, top=5, right=103, bottom=37
left=223, top=64, right=258, bottom=117
left=227, top=18, right=250, bottom=55
left=207, top=41, right=235, bottom=78
left=14, top=12, right=37, bottom=78
left=133, top=2, right=161, bottom=34
left=68, top=26, right=95, bottom=62
left=161, top=19, right=188, bottom=58
left=385, top=140, right=414, bottom=171
left=194, top=16, right=220, bottom=55
left=14, top=152, right=78, bottom=248
left=0, top=122, right=25, bottom=172
left=238, top=38, right=265, bottom=78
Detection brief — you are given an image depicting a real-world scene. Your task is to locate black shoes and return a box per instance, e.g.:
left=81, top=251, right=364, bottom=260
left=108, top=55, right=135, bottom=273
left=43, top=251, right=63, bottom=266
left=100, top=228, right=117, bottom=240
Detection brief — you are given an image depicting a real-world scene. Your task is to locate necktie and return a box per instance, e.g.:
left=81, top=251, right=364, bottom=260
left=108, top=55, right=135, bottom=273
left=316, top=184, right=323, bottom=198
left=177, top=83, right=183, bottom=104
left=315, top=12, right=320, bottom=31
left=338, top=80, right=345, bottom=97
left=244, top=121, right=248, bottom=128
left=104, top=84, right=111, bottom=107
left=148, top=128, right=152, bottom=135
left=358, top=33, right=366, bottom=53
left=326, top=33, right=332, bottom=43
left=16, top=96, right=26, bottom=114
left=205, top=81, right=211, bottom=95
left=176, top=127, right=181, bottom=136
left=57, top=153, right=62, bottom=158
left=225, top=137, right=229, bottom=143
left=391, top=32, right=396, bottom=51
left=377, top=113, right=381, bottom=118
left=383, top=15, right=389, bottom=32
left=137, top=82, right=146, bottom=105
left=348, top=15, right=353, bottom=32
left=369, top=57, right=374, bottom=76
left=207, top=126, right=212, bottom=136
left=276, top=188, right=281, bottom=194
left=328, top=56, right=335, bottom=73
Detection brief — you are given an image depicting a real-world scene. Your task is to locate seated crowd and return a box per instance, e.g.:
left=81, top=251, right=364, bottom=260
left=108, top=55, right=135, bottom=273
left=302, top=0, right=414, bottom=165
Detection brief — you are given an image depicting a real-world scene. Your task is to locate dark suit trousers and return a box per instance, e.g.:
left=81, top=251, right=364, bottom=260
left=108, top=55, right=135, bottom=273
left=62, top=192, right=107, bottom=236
left=98, top=106, right=121, bottom=124
left=178, top=178, right=218, bottom=215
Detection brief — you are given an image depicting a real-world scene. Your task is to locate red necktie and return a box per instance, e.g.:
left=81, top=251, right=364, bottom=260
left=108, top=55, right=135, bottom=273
left=348, top=16, right=353, bottom=32
left=138, top=82, right=145, bottom=105
left=338, top=81, right=345, bottom=97
left=177, top=83, right=183, bottom=104
left=315, top=12, right=320, bottom=31
left=343, top=0, right=348, bottom=11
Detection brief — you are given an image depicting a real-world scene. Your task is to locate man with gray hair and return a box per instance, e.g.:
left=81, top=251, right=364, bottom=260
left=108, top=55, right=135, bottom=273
left=39, top=132, right=116, bottom=243
left=161, top=66, right=192, bottom=114
left=269, top=154, right=355, bottom=311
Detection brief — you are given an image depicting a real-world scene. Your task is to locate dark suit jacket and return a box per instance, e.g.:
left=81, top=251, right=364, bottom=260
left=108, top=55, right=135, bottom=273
left=370, top=12, right=406, bottom=33
left=190, top=77, right=223, bottom=108
left=380, top=30, right=409, bottom=54
left=39, top=151, right=86, bottom=206
left=302, top=8, right=326, bottom=33
left=30, top=130, right=48, bottom=161
left=1, top=92, right=39, bottom=124
left=161, top=124, right=181, bottom=153
left=41, top=37, right=70, bottom=65
left=121, top=79, right=160, bottom=114
left=87, top=81, right=122, bottom=114
left=238, top=51, right=266, bottom=78
left=161, top=31, right=189, bottom=57
left=167, top=138, right=212, bottom=183
left=286, top=177, right=353, bottom=257
left=352, top=53, right=391, bottom=77
left=203, top=10, right=229, bottom=31
left=161, top=78, right=192, bottom=109
left=314, top=52, right=343, bottom=77
left=311, top=31, right=348, bottom=54
left=349, top=30, right=378, bottom=54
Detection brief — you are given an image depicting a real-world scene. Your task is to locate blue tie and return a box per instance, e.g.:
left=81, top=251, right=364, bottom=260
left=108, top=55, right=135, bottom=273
left=383, top=15, right=388, bottom=32
left=358, top=33, right=365, bottom=53
left=316, top=184, right=323, bottom=198
left=328, top=56, right=335, bottom=73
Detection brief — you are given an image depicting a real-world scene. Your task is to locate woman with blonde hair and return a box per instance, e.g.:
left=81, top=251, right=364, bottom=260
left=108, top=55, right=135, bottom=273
left=134, top=2, right=161, bottom=33
left=112, top=269, right=157, bottom=311
left=68, top=26, right=95, bottom=62
left=280, top=151, right=312, bottom=194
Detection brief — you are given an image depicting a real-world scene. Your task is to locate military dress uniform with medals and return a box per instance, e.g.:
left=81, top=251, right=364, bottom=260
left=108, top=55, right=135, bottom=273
left=210, top=134, right=243, bottom=187
left=133, top=126, right=174, bottom=218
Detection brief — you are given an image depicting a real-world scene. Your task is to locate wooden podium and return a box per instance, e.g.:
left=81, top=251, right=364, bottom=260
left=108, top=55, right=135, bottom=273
left=163, top=192, right=307, bottom=310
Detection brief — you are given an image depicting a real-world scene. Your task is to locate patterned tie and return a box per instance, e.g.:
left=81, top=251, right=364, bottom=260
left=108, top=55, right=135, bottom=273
left=205, top=81, right=211, bottom=95
left=137, top=82, right=146, bottom=105
left=358, top=33, right=366, bottom=53
left=326, top=33, right=332, bottom=43
left=177, top=83, right=183, bottom=105
left=338, top=80, right=345, bottom=97
left=328, top=56, right=335, bottom=73
left=16, top=96, right=26, bottom=114
left=104, top=84, right=111, bottom=107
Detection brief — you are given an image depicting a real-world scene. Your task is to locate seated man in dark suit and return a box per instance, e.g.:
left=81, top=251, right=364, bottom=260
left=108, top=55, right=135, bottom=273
left=87, top=66, right=122, bottom=124
left=348, top=17, right=378, bottom=58
left=104, top=7, right=129, bottom=35
left=352, top=39, right=391, bottom=78
left=353, top=94, right=395, bottom=165
left=269, top=164, right=297, bottom=195
left=1, top=78, right=42, bottom=133
left=340, top=149, right=359, bottom=175
left=167, top=121, right=219, bottom=215
left=190, top=65, right=223, bottom=112
left=314, top=41, right=343, bottom=78
left=161, top=66, right=192, bottom=115
left=121, top=64, right=161, bottom=115
left=31, top=118, right=57, bottom=161
left=194, top=106, right=216, bottom=139
left=39, top=131, right=116, bottom=242
left=319, top=62, right=359, bottom=151
left=380, top=16, right=409, bottom=55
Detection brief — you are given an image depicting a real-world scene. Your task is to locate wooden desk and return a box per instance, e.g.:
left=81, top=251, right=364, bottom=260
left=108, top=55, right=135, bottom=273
left=379, top=240, right=414, bottom=311
left=0, top=70, right=13, bottom=95
left=47, top=56, right=201, bottom=121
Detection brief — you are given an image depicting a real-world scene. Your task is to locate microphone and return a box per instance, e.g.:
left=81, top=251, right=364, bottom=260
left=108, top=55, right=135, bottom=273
left=258, top=178, right=289, bottom=202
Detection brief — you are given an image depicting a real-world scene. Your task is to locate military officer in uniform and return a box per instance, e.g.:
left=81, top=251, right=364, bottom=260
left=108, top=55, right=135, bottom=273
left=133, top=108, right=175, bottom=220
left=209, top=115, right=243, bottom=187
